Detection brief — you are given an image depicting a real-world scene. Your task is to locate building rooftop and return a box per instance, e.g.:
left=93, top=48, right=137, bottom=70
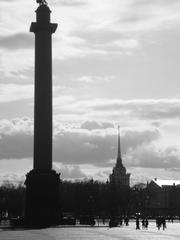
left=153, top=178, right=180, bottom=187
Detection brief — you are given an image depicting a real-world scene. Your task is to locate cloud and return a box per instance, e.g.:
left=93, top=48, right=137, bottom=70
left=63, top=1, right=180, bottom=63
left=81, top=121, right=114, bottom=130
left=54, top=98, right=180, bottom=125
left=74, top=30, right=126, bottom=46
left=0, top=131, right=32, bottom=159
left=53, top=125, right=160, bottom=166
left=0, top=33, right=33, bottom=50
left=117, top=0, right=180, bottom=32
left=72, top=29, right=140, bottom=53
left=0, top=117, right=33, bottom=135
left=53, top=35, right=107, bottom=60
left=91, top=38, right=140, bottom=54
left=61, top=0, right=180, bottom=40
left=123, top=129, right=160, bottom=150
left=1, top=0, right=180, bottom=67
left=104, top=39, right=139, bottom=49
left=53, top=163, right=86, bottom=179
left=0, top=49, right=33, bottom=76
left=126, top=144, right=180, bottom=175
left=78, top=76, right=94, bottom=84
left=0, top=0, right=17, bottom=2
left=0, top=118, right=159, bottom=166
left=0, top=117, right=179, bottom=183
left=0, top=118, right=33, bottom=159
left=53, top=0, right=86, bottom=6
left=0, top=84, right=33, bottom=102
left=1, top=0, right=180, bottom=74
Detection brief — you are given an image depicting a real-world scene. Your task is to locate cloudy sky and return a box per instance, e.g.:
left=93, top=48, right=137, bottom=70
left=0, top=0, right=180, bottom=185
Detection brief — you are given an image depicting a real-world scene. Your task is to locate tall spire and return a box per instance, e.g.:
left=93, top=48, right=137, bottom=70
left=117, top=125, right=122, bottom=166
left=109, top=125, right=130, bottom=186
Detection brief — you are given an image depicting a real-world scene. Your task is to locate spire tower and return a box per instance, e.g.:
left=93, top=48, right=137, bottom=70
left=109, top=126, right=130, bottom=187
left=117, top=125, right=122, bottom=167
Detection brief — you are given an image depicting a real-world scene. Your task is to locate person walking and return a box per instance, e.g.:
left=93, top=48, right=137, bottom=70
left=136, top=218, right=140, bottom=230
left=142, top=219, right=145, bottom=229
left=145, top=218, right=149, bottom=230
left=162, top=218, right=166, bottom=230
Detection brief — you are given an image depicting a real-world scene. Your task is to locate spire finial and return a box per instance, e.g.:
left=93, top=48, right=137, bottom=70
left=116, top=125, right=122, bottom=167
left=117, top=125, right=121, bottom=159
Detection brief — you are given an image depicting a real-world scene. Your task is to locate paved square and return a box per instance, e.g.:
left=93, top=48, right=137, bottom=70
left=1, top=221, right=180, bottom=240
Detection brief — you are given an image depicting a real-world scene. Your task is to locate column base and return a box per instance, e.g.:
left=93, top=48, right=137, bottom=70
left=24, top=169, right=61, bottom=227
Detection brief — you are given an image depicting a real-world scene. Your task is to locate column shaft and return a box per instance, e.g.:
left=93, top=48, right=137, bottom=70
left=34, top=30, right=52, bottom=169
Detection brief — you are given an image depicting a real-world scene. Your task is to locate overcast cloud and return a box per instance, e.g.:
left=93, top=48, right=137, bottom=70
left=0, top=33, right=33, bottom=50
left=0, top=118, right=177, bottom=169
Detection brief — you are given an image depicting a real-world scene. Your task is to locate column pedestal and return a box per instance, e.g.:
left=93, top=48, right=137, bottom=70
left=24, top=169, right=61, bottom=227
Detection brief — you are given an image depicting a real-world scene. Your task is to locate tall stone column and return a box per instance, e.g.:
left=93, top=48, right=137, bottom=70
left=24, top=2, right=61, bottom=227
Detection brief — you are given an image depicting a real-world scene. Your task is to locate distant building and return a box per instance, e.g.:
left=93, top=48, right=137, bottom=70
left=145, top=178, right=180, bottom=216
left=109, top=126, right=130, bottom=187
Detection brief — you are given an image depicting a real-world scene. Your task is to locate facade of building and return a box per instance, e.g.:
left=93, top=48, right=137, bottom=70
left=109, top=127, right=130, bottom=187
left=145, top=178, right=180, bottom=217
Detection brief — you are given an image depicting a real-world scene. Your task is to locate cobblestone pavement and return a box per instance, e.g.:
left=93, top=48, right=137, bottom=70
left=1, top=221, right=180, bottom=240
